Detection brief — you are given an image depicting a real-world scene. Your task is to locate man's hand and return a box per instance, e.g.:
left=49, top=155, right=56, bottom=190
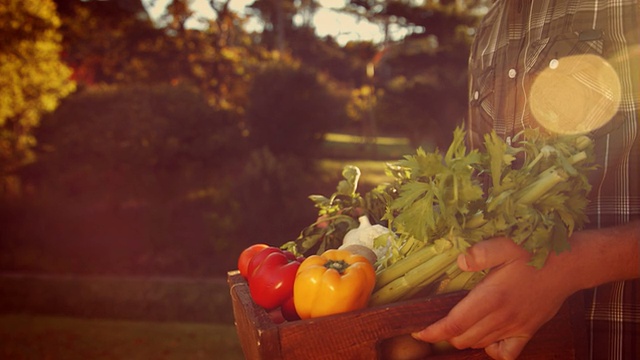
left=411, top=237, right=572, bottom=360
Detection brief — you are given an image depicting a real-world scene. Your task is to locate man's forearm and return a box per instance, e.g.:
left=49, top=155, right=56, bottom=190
left=547, top=219, right=640, bottom=293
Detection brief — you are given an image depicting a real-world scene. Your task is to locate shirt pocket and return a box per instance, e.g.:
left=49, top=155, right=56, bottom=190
left=525, top=30, right=625, bottom=136
left=527, top=30, right=605, bottom=74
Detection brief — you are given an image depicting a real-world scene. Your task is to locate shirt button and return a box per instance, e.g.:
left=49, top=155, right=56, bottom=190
left=473, top=91, right=479, bottom=100
left=549, top=59, right=559, bottom=69
left=508, top=68, right=517, bottom=78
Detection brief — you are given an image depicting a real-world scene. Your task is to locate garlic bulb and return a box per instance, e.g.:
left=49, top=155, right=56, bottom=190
left=339, top=216, right=394, bottom=260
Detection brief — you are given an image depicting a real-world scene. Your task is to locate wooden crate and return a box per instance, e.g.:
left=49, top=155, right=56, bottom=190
left=228, top=271, right=587, bottom=359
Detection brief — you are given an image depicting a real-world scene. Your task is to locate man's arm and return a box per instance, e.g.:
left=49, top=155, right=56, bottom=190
left=412, top=220, right=640, bottom=360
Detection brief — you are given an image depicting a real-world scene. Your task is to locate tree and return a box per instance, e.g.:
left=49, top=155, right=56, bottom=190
left=163, top=0, right=269, bottom=112
left=57, top=0, right=267, bottom=113
left=341, top=0, right=488, bottom=147
left=247, top=0, right=298, bottom=51
left=0, top=0, right=75, bottom=196
left=342, top=0, right=491, bottom=42
left=340, top=0, right=401, bottom=44
left=55, top=0, right=171, bottom=86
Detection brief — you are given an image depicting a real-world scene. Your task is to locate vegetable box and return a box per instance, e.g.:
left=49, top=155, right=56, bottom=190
left=227, top=270, right=588, bottom=359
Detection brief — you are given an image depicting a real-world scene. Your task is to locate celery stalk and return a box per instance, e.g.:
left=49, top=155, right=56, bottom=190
left=515, top=168, right=567, bottom=205
left=464, top=211, right=488, bottom=229
left=375, top=239, right=452, bottom=290
left=437, top=271, right=483, bottom=295
left=370, top=248, right=460, bottom=306
left=575, top=136, right=592, bottom=151
left=569, top=151, right=587, bottom=165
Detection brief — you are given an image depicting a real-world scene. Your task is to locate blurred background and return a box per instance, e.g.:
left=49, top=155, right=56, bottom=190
left=0, top=0, right=491, bottom=358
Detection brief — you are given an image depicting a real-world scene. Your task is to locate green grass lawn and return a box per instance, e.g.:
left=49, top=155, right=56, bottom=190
left=0, top=314, right=243, bottom=360
left=318, top=132, right=417, bottom=191
left=0, top=274, right=243, bottom=359
left=318, top=158, right=395, bottom=188
left=321, top=132, right=415, bottom=161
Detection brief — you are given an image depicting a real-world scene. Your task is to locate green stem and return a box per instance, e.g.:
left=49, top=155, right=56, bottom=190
left=399, top=236, right=418, bottom=257
left=465, top=211, right=488, bottom=229
left=370, top=247, right=460, bottom=306
left=575, top=136, right=592, bottom=151
left=515, top=168, right=567, bottom=205
left=437, top=271, right=485, bottom=295
left=375, top=239, right=452, bottom=290
left=569, top=151, right=587, bottom=165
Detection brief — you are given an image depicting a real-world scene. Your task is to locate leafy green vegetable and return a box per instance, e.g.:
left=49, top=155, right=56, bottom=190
left=370, top=127, right=595, bottom=305
left=283, top=126, right=595, bottom=306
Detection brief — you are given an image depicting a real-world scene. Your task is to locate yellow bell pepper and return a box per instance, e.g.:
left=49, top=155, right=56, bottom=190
left=293, top=248, right=376, bottom=319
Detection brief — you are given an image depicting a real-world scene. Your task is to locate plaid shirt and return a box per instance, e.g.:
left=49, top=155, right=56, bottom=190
left=467, top=1, right=640, bottom=359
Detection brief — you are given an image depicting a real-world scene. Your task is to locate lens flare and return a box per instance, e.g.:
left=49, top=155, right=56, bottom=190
left=529, top=54, right=621, bottom=135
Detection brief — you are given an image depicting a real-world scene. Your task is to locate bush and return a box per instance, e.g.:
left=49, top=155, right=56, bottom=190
left=228, top=147, right=320, bottom=246
left=30, top=84, right=246, bottom=207
left=0, top=84, right=252, bottom=276
left=245, top=60, right=348, bottom=157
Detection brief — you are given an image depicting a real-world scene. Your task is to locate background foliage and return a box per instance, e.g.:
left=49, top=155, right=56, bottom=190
left=245, top=58, right=349, bottom=156
left=33, top=84, right=245, bottom=206
left=0, top=0, right=75, bottom=193
left=1, top=0, right=490, bottom=277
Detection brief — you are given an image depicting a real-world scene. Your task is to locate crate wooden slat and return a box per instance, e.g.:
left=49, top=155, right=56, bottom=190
left=228, top=271, right=587, bottom=359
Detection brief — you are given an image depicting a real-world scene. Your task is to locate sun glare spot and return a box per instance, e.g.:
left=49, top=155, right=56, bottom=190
left=529, top=54, right=622, bottom=135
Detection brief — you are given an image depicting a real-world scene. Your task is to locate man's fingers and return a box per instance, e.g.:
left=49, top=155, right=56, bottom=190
left=448, top=312, right=514, bottom=349
left=411, top=316, right=463, bottom=344
left=411, top=290, right=498, bottom=345
left=458, top=237, right=529, bottom=272
left=484, top=336, right=530, bottom=360
left=411, top=292, right=482, bottom=343
left=414, top=239, right=536, bottom=352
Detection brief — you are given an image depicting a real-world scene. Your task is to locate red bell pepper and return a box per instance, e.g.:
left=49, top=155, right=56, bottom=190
left=246, top=246, right=294, bottom=280
left=248, top=247, right=302, bottom=317
left=237, top=243, right=269, bottom=279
